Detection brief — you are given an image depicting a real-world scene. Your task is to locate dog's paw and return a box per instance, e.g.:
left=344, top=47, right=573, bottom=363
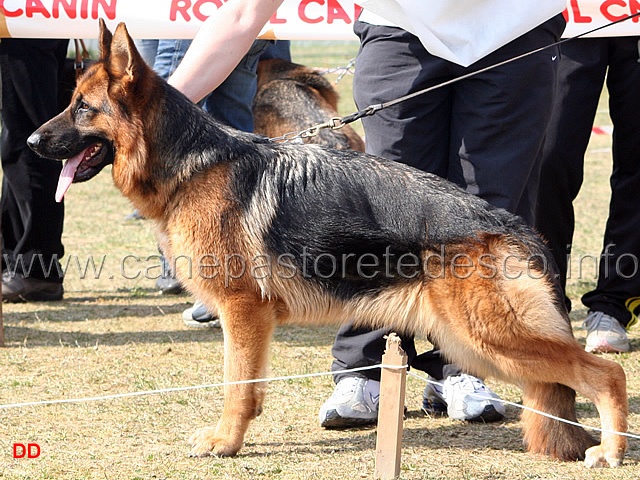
left=188, top=426, right=242, bottom=458
left=584, top=445, right=623, bottom=468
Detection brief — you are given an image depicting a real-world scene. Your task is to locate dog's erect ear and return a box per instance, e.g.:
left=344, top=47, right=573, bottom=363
left=106, top=22, right=145, bottom=81
left=98, top=18, right=113, bottom=62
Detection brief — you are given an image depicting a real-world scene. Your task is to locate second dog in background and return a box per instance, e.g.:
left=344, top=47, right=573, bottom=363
left=253, top=58, right=364, bottom=151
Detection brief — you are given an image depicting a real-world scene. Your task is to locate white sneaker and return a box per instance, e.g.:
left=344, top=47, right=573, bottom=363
left=422, top=374, right=505, bottom=422
left=584, top=311, right=629, bottom=353
left=318, top=376, right=379, bottom=428
left=182, top=300, right=221, bottom=328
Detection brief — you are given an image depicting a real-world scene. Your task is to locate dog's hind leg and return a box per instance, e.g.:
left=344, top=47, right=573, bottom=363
left=488, top=278, right=629, bottom=467
left=497, top=318, right=627, bottom=466
left=545, top=346, right=628, bottom=468
left=519, top=345, right=628, bottom=467
left=521, top=381, right=597, bottom=461
left=189, top=295, right=277, bottom=457
left=489, top=312, right=627, bottom=466
left=428, top=272, right=627, bottom=466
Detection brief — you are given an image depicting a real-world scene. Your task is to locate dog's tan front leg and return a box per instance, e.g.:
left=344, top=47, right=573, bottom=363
left=189, top=297, right=276, bottom=457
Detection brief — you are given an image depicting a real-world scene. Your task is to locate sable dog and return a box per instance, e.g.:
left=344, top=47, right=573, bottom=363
left=28, top=21, right=628, bottom=468
left=253, top=58, right=364, bottom=151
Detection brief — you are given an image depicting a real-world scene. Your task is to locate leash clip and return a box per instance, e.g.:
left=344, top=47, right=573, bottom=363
left=302, top=117, right=346, bottom=139
left=269, top=115, right=353, bottom=144
left=301, top=125, right=322, bottom=138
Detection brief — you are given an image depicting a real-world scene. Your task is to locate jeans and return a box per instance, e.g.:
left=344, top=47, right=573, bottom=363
left=137, top=38, right=272, bottom=132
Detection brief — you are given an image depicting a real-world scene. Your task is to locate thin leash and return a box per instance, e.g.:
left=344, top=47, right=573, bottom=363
left=270, top=12, right=640, bottom=144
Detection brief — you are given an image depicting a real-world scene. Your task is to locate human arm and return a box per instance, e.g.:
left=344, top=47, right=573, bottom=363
left=168, top=0, right=284, bottom=103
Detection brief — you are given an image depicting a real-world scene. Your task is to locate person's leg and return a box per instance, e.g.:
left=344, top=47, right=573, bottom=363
left=427, top=16, right=565, bottom=423
left=330, top=21, right=455, bottom=381
left=134, top=39, right=159, bottom=68
left=581, top=36, right=640, bottom=352
left=183, top=40, right=271, bottom=324
left=451, top=14, right=566, bottom=225
left=0, top=38, right=67, bottom=301
left=149, top=40, right=194, bottom=294
left=153, top=39, right=270, bottom=131
left=321, top=22, right=504, bottom=427
left=151, top=40, right=270, bottom=297
left=320, top=23, right=451, bottom=428
left=259, top=40, right=291, bottom=62
left=153, top=39, right=192, bottom=80
left=535, top=39, right=608, bottom=308
left=423, top=16, right=564, bottom=422
left=353, top=23, right=453, bottom=175
left=331, top=324, right=418, bottom=384
left=157, top=40, right=271, bottom=320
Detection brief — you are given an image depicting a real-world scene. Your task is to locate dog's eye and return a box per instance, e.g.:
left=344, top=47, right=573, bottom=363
left=76, top=101, right=91, bottom=113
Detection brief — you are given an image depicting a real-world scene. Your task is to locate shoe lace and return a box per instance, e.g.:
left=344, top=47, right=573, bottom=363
left=333, top=376, right=361, bottom=398
left=452, top=374, right=490, bottom=394
left=584, top=312, right=621, bottom=333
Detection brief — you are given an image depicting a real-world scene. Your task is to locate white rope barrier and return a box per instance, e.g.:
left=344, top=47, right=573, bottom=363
left=0, top=365, right=400, bottom=410
left=408, top=371, right=640, bottom=441
left=1, top=363, right=637, bottom=442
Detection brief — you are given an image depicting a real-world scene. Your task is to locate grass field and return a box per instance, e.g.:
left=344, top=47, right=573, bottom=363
left=1, top=41, right=639, bottom=479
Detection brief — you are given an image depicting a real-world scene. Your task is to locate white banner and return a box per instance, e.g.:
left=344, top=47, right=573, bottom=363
left=564, top=0, right=640, bottom=37
left=0, top=0, right=638, bottom=39
left=0, top=0, right=361, bottom=39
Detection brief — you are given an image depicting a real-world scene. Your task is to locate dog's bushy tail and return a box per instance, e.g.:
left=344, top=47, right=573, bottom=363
left=522, top=382, right=598, bottom=461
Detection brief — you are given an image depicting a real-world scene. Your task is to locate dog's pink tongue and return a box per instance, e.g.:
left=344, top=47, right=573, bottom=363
left=55, top=152, right=84, bottom=202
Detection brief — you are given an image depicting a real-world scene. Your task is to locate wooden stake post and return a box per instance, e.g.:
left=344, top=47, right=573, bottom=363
left=374, top=333, right=407, bottom=480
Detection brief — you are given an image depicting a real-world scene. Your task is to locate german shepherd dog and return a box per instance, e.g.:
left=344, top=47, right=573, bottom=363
left=28, top=21, right=627, bottom=467
left=253, top=58, right=364, bottom=151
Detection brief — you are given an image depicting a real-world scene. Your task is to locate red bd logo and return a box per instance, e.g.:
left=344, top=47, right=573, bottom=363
left=12, top=443, right=40, bottom=459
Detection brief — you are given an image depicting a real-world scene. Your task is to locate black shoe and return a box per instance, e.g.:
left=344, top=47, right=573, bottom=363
left=156, top=256, right=183, bottom=295
left=2, top=273, right=63, bottom=302
left=182, top=301, right=221, bottom=328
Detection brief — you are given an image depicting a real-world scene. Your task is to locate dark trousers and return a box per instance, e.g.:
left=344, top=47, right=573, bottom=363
left=332, top=16, right=565, bottom=382
left=0, top=39, right=68, bottom=281
left=535, top=37, right=640, bottom=327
